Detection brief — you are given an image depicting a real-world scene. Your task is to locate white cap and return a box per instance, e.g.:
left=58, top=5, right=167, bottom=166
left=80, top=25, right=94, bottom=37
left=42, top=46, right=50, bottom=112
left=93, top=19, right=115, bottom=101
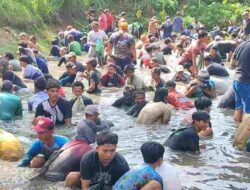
left=176, top=65, right=184, bottom=72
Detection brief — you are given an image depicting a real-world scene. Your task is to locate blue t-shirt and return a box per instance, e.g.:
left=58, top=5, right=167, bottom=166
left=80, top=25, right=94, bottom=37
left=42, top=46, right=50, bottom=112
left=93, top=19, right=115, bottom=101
left=114, top=164, right=163, bottom=190
left=19, top=135, right=69, bottom=167
left=24, top=64, right=43, bottom=80
left=36, top=57, right=49, bottom=74
left=173, top=16, right=183, bottom=32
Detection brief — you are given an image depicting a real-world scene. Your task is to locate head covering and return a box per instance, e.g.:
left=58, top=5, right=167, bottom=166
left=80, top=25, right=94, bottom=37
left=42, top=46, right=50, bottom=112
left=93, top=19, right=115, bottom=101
left=154, top=87, right=168, bottom=103
left=120, top=12, right=127, bottom=17
left=176, top=65, right=184, bottom=72
left=34, top=117, right=54, bottom=132
left=119, top=22, right=128, bottom=31
left=1, top=80, right=13, bottom=92
left=214, top=35, right=222, bottom=41
left=67, top=52, right=76, bottom=58
left=197, top=69, right=210, bottom=81
left=85, top=105, right=99, bottom=115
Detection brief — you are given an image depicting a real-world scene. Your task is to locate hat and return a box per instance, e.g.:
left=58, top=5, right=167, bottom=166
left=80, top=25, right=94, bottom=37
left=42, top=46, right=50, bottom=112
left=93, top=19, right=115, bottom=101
left=197, top=69, right=210, bottom=81
left=120, top=12, right=127, bottom=17
left=67, top=52, right=76, bottom=58
left=176, top=65, right=184, bottom=72
left=34, top=117, right=54, bottom=132
left=85, top=105, right=99, bottom=115
left=214, top=35, right=222, bottom=41
left=242, top=11, right=249, bottom=16
left=119, top=22, right=128, bottom=30
left=86, top=58, right=97, bottom=68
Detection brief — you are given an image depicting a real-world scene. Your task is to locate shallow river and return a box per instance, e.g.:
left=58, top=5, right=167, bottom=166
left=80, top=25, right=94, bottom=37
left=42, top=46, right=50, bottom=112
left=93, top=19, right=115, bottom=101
left=0, top=55, right=249, bottom=190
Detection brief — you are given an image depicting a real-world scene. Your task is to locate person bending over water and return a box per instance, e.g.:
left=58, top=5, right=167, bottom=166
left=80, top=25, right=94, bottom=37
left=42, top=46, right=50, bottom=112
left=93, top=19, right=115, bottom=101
left=18, top=117, right=69, bottom=167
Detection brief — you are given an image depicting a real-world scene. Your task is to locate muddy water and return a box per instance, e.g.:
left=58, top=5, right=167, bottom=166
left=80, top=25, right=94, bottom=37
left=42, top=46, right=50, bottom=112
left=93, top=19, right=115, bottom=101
left=0, top=55, right=249, bottom=190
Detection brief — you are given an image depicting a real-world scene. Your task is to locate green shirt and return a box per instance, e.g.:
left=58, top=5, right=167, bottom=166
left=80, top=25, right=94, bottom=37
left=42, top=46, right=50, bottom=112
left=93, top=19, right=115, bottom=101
left=69, top=41, right=82, bottom=56
left=0, top=92, right=22, bottom=120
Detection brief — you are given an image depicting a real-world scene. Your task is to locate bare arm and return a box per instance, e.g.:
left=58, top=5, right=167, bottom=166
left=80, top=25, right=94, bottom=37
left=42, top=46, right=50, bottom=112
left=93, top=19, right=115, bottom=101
left=107, top=43, right=113, bottom=56
left=191, top=52, right=198, bottom=76
left=87, top=81, right=96, bottom=92
left=203, top=87, right=216, bottom=98
left=81, top=179, right=91, bottom=190
left=64, top=118, right=72, bottom=127
left=130, top=45, right=137, bottom=61
left=185, top=85, right=197, bottom=98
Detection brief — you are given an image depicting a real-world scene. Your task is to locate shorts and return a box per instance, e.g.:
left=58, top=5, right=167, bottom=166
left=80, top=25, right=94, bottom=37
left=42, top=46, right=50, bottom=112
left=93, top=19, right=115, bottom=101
left=179, top=58, right=193, bottom=69
left=233, top=80, right=250, bottom=113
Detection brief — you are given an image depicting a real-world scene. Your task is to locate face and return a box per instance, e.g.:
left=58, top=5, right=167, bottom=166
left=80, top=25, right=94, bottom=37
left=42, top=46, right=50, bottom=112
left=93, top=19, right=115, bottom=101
left=69, top=56, right=76, bottom=62
left=195, top=120, right=210, bottom=132
left=20, top=61, right=26, bottom=67
left=125, top=70, right=134, bottom=78
left=151, top=72, right=160, bottom=80
left=97, top=144, right=117, bottom=166
left=73, top=86, right=84, bottom=97
left=210, top=49, right=216, bottom=56
left=20, top=35, right=28, bottom=41
left=60, top=49, right=67, bottom=57
left=135, top=95, right=145, bottom=103
left=92, top=24, right=99, bottom=31
left=150, top=61, right=158, bottom=68
left=106, top=57, right=115, bottom=64
left=47, top=88, right=59, bottom=101
left=37, top=130, right=53, bottom=143
left=107, top=67, right=115, bottom=76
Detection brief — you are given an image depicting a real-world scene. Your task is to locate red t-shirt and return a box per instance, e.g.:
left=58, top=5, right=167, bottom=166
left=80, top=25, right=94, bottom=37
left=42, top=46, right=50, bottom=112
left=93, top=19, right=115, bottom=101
left=106, top=13, right=114, bottom=29
left=167, top=90, right=194, bottom=110
left=99, top=13, right=107, bottom=30
left=182, top=41, right=206, bottom=61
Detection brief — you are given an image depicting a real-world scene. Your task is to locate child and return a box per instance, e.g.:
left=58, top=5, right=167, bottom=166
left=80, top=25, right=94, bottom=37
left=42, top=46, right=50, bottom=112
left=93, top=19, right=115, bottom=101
left=162, top=38, right=173, bottom=55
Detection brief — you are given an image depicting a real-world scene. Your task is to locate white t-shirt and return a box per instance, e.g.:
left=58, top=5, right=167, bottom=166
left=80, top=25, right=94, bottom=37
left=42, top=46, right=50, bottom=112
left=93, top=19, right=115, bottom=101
left=87, top=30, right=107, bottom=45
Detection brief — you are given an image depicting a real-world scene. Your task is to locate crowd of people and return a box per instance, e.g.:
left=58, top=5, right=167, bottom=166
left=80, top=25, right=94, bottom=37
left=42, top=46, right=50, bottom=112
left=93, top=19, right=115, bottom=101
left=0, top=7, right=250, bottom=190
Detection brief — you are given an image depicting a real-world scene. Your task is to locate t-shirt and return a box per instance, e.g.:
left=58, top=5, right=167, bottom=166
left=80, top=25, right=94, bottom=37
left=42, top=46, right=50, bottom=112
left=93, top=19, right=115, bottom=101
left=217, top=86, right=235, bottom=109
left=155, top=78, right=165, bottom=90
left=69, top=41, right=82, bottom=56
left=69, top=95, right=93, bottom=109
left=167, top=90, right=194, bottom=110
left=243, top=19, right=250, bottom=36
left=213, top=41, right=237, bottom=59
left=0, top=129, right=24, bottom=161
left=73, top=61, right=85, bottom=72
left=166, top=126, right=199, bottom=152
left=126, top=75, right=146, bottom=91
left=3, top=71, right=27, bottom=88
left=88, top=70, right=101, bottom=93
left=173, top=16, right=183, bottom=32
left=114, top=164, right=163, bottom=190
left=189, top=80, right=215, bottom=98
left=24, top=64, right=43, bottom=80
left=0, top=92, right=22, bottom=120
left=87, top=30, right=107, bottom=45
left=99, top=13, right=108, bottom=30
left=161, top=22, right=173, bottom=38
left=182, top=41, right=206, bottom=62
left=28, top=91, right=49, bottom=111
left=109, top=32, right=135, bottom=59
left=80, top=150, right=130, bottom=187
left=162, top=45, right=172, bottom=55
left=206, top=63, right=229, bottom=77
left=35, top=97, right=72, bottom=125
left=59, top=72, right=76, bottom=86
left=234, top=41, right=250, bottom=83
left=19, top=135, right=69, bottom=167
left=210, top=53, right=223, bottom=64
left=9, top=59, right=21, bottom=71
left=101, top=73, right=124, bottom=87
left=36, top=57, right=49, bottom=74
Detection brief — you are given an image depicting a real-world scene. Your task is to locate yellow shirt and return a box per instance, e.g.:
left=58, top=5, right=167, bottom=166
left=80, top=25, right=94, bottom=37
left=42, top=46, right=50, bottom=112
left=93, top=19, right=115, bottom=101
left=0, top=129, right=24, bottom=161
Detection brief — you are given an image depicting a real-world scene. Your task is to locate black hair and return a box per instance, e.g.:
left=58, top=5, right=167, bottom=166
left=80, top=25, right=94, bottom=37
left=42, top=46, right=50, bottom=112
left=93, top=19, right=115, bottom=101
left=140, top=141, right=165, bottom=164
left=43, top=74, right=54, bottom=81
left=198, top=31, right=208, bottom=39
left=145, top=45, right=153, bottom=53
left=34, top=76, right=46, bottom=91
left=231, top=32, right=237, bottom=39
left=165, top=80, right=176, bottom=88
left=124, top=64, right=135, bottom=73
left=194, top=96, right=212, bottom=110
left=192, top=111, right=210, bottom=122
left=18, top=42, right=28, bottom=48
left=164, top=38, right=171, bottom=44
left=45, top=78, right=61, bottom=90
left=72, top=81, right=84, bottom=90
left=67, top=35, right=74, bottom=41
left=4, top=53, right=15, bottom=60
left=19, top=55, right=29, bottom=64
left=204, top=55, right=212, bottom=62
left=211, top=46, right=218, bottom=51
left=107, top=55, right=117, bottom=62
left=18, top=47, right=26, bottom=54
left=97, top=130, right=118, bottom=146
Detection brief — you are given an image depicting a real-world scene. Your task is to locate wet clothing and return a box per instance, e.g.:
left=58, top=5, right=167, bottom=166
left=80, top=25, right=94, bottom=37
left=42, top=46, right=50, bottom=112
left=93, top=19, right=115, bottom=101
left=87, top=30, right=107, bottom=58
left=0, top=129, right=24, bottom=161
left=50, top=45, right=60, bottom=57
left=80, top=150, right=130, bottom=188
left=68, top=41, right=82, bottom=56
left=166, top=126, right=199, bottom=152
left=0, top=92, right=22, bottom=120
left=41, top=141, right=92, bottom=181
left=19, top=135, right=69, bottom=167
left=88, top=70, right=101, bottom=94
left=59, top=72, right=76, bottom=86
left=9, top=59, right=21, bottom=71
left=126, top=75, right=146, bottom=91
left=28, top=91, right=49, bottom=111
left=154, top=78, right=165, bottom=90
left=218, top=86, right=235, bottom=110
left=161, top=22, right=173, bottom=38
left=189, top=80, right=215, bottom=98
left=167, top=90, right=194, bottom=110
left=127, top=101, right=148, bottom=117
left=23, top=64, right=43, bottom=80
left=210, top=53, right=223, bottom=64
left=206, top=63, right=229, bottom=77
left=171, top=73, right=190, bottom=83
left=2, top=71, right=27, bottom=88
left=112, top=97, right=135, bottom=110
left=36, top=57, right=49, bottom=74
left=35, top=97, right=72, bottom=125
left=69, top=95, right=93, bottom=109
left=101, top=73, right=124, bottom=87
left=212, top=41, right=237, bottom=59
left=162, top=45, right=172, bottom=55
left=114, top=164, right=163, bottom=190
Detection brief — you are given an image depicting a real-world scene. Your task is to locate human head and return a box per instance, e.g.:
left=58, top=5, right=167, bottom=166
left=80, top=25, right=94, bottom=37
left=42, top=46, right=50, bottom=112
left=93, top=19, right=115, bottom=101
left=242, top=11, right=249, bottom=20
left=19, top=32, right=28, bottom=41
left=106, top=55, right=116, bottom=64
left=120, top=12, right=127, bottom=18
left=140, top=141, right=165, bottom=167
left=0, top=58, right=9, bottom=74
left=164, top=38, right=171, bottom=45
left=60, top=47, right=68, bottom=57
left=197, top=31, right=208, bottom=43
left=150, top=57, right=159, bottom=68
left=165, top=80, right=176, bottom=92
left=96, top=130, right=118, bottom=166
left=145, top=44, right=153, bottom=54
left=197, top=69, right=210, bottom=82
left=91, top=21, right=99, bottom=31
left=86, top=58, right=97, bottom=71
left=72, top=81, right=85, bottom=97
left=34, top=116, right=54, bottom=142
left=19, top=55, right=29, bottom=67
left=192, top=111, right=210, bottom=132
left=45, top=78, right=61, bottom=102
left=34, top=76, right=46, bottom=92
left=123, top=85, right=135, bottom=104
left=106, top=64, right=116, bottom=76
left=68, top=52, right=77, bottom=62
left=1, top=80, right=13, bottom=93
left=204, top=55, right=211, bottom=67
left=4, top=53, right=15, bottom=60
left=194, top=96, right=212, bottom=113
left=67, top=35, right=74, bottom=43
left=119, top=22, right=128, bottom=31
left=210, top=46, right=218, bottom=57
left=151, top=67, right=161, bottom=81
left=29, top=35, right=37, bottom=44
left=154, top=87, right=168, bottom=103
left=140, top=34, right=148, bottom=44
left=85, top=105, right=99, bottom=123
left=66, top=25, right=73, bottom=31
left=176, top=65, right=184, bottom=75
left=124, top=64, right=135, bottom=79
left=134, top=91, right=146, bottom=104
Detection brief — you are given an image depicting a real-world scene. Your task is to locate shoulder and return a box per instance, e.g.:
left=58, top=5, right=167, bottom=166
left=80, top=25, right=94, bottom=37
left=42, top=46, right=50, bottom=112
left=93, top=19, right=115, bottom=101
left=54, top=135, right=69, bottom=143
left=114, top=152, right=128, bottom=166
left=81, top=150, right=96, bottom=162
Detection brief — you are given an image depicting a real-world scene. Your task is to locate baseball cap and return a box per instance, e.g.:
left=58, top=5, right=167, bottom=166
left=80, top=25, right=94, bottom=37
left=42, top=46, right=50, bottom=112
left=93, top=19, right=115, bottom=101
left=176, top=65, right=184, bottom=72
left=85, top=105, right=99, bottom=115
left=197, top=69, right=210, bottom=81
left=34, top=117, right=54, bottom=132
left=119, top=22, right=128, bottom=30
left=67, top=52, right=76, bottom=58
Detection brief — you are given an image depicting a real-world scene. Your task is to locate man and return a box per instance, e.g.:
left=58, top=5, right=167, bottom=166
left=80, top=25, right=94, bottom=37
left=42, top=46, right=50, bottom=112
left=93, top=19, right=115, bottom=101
left=124, top=64, right=146, bottom=91
left=69, top=81, right=93, bottom=111
left=59, top=62, right=77, bottom=86
left=241, top=12, right=250, bottom=40
left=18, top=117, right=69, bottom=167
left=233, top=40, right=250, bottom=123
left=80, top=130, right=129, bottom=189
left=212, top=40, right=237, bottom=60
left=114, top=142, right=164, bottom=190
left=151, top=67, right=165, bottom=90
left=173, top=12, right=183, bottom=34
left=98, top=9, right=108, bottom=32
left=67, top=52, right=85, bottom=74
left=87, top=21, right=108, bottom=65
left=148, top=17, right=159, bottom=38
left=127, top=91, right=148, bottom=118
left=149, top=57, right=170, bottom=74
left=209, top=46, right=223, bottom=65
left=108, top=21, right=136, bottom=70
left=35, top=78, right=72, bottom=126
left=165, top=81, right=194, bottom=110
left=171, top=65, right=190, bottom=83
left=203, top=55, right=229, bottom=77
left=161, top=17, right=173, bottom=39
left=0, top=80, right=22, bottom=121
left=137, top=87, right=173, bottom=125
left=101, top=64, right=124, bottom=87
left=166, top=111, right=210, bottom=153
left=191, top=17, right=202, bottom=31
left=28, top=76, right=48, bottom=112
left=67, top=35, right=82, bottom=56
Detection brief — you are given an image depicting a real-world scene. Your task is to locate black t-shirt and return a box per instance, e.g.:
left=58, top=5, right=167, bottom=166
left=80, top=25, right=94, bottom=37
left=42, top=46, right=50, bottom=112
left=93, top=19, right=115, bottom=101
left=218, top=86, right=235, bottom=109
left=210, top=53, right=223, bottom=64
left=80, top=150, right=129, bottom=187
left=206, top=63, right=229, bottom=77
left=166, top=126, right=200, bottom=152
left=88, top=70, right=101, bottom=94
left=213, top=41, right=237, bottom=59
left=234, top=41, right=250, bottom=83
left=3, top=71, right=27, bottom=88
left=35, top=97, right=72, bottom=125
